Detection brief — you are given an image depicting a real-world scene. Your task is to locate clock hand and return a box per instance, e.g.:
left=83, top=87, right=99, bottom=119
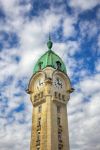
left=57, top=80, right=62, bottom=88
left=56, top=78, right=60, bottom=84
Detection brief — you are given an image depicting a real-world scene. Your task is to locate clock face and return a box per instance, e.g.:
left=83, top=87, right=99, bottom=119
left=34, top=75, right=44, bottom=91
left=53, top=75, right=65, bottom=90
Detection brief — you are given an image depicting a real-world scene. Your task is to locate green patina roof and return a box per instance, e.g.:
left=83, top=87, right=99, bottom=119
left=33, top=38, right=66, bottom=74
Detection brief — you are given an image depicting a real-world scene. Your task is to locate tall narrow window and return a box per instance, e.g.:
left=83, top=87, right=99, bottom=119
left=58, top=133, right=62, bottom=142
left=37, top=118, right=41, bottom=126
left=58, top=93, right=61, bottom=100
left=37, top=131, right=40, bottom=141
left=38, top=62, right=43, bottom=70
left=36, top=131, right=40, bottom=146
left=38, top=105, right=42, bottom=113
left=62, top=95, right=65, bottom=101
left=57, top=106, right=60, bottom=113
left=58, top=145, right=62, bottom=150
left=57, top=117, right=61, bottom=126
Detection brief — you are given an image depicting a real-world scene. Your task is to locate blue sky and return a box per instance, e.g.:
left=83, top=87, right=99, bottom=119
left=0, top=0, right=100, bottom=150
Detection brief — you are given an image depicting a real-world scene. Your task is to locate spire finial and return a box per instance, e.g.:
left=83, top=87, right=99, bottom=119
left=47, top=34, right=53, bottom=50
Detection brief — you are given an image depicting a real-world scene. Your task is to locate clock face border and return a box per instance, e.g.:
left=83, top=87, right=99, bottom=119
left=52, top=71, right=71, bottom=92
left=28, top=71, right=45, bottom=93
left=34, top=75, right=45, bottom=91
left=53, top=74, right=65, bottom=90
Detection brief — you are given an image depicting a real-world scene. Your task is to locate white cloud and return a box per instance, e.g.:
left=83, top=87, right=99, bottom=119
left=88, top=93, right=100, bottom=116
left=79, top=20, right=98, bottom=40
left=0, top=0, right=100, bottom=150
left=63, top=16, right=77, bottom=38
left=53, top=40, right=80, bottom=58
left=97, top=34, right=100, bottom=49
left=0, top=120, right=31, bottom=150
left=69, top=0, right=100, bottom=11
left=66, top=41, right=80, bottom=56
left=96, top=8, right=100, bottom=20
left=68, top=73, right=100, bottom=150
left=79, top=74, right=100, bottom=95
left=0, top=0, right=31, bottom=18
left=95, top=59, right=100, bottom=72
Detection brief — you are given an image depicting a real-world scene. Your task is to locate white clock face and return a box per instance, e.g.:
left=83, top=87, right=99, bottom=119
left=53, top=75, right=65, bottom=90
left=34, top=76, right=44, bottom=91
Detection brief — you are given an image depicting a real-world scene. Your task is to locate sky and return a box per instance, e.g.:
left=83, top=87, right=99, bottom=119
left=0, top=0, right=100, bottom=150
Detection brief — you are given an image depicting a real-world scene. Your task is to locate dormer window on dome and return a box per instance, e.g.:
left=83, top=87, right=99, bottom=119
left=38, top=62, right=43, bottom=70
left=56, top=61, right=61, bottom=70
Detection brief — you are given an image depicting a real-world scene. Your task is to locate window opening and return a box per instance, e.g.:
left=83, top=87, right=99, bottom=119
left=56, top=61, right=61, bottom=69
left=57, top=117, right=61, bottom=126
left=37, top=132, right=40, bottom=141
left=58, top=133, right=62, bottom=142
left=62, top=95, right=65, bottom=101
left=38, top=62, right=43, bottom=70
left=57, top=106, right=60, bottom=113
left=37, top=118, right=41, bottom=126
left=55, top=92, right=57, bottom=98
left=58, top=93, right=61, bottom=100
left=38, top=105, right=42, bottom=113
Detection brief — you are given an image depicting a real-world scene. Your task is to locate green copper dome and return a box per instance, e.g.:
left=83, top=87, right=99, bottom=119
left=33, top=38, right=66, bottom=74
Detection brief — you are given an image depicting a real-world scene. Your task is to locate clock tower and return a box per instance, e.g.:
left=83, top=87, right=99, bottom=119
left=27, top=37, right=74, bottom=150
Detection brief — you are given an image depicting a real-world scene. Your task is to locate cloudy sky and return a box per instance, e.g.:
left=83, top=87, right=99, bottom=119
left=0, top=0, right=100, bottom=150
